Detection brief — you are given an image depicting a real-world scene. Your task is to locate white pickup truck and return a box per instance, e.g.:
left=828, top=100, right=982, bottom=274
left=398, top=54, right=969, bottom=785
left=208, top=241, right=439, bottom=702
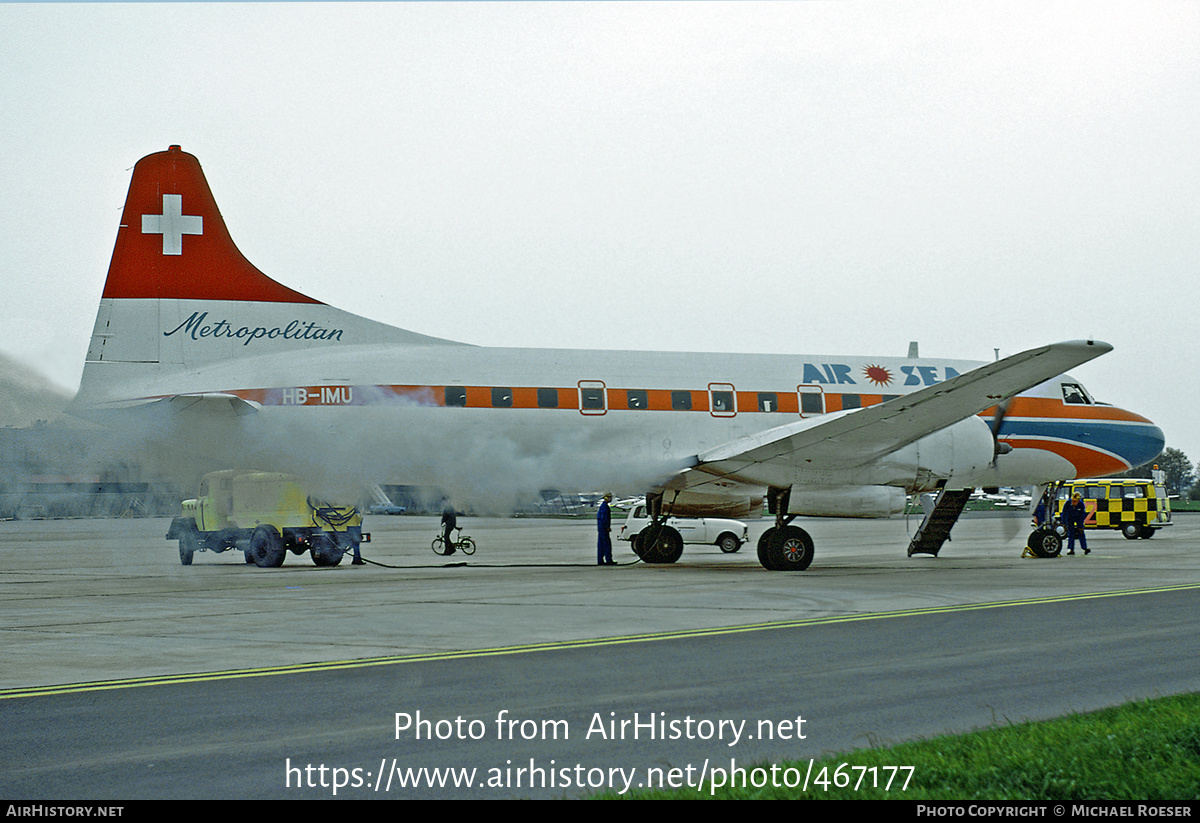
left=616, top=505, right=748, bottom=553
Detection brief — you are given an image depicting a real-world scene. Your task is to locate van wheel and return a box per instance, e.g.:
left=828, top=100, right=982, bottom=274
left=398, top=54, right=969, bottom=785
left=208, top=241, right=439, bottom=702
left=1122, top=523, right=1141, bottom=540
left=717, top=533, right=741, bottom=553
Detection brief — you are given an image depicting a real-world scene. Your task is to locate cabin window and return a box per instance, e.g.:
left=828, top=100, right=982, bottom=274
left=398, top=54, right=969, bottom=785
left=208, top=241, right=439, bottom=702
left=841, top=394, right=861, bottom=409
left=491, top=387, right=513, bottom=408
left=757, top=392, right=777, bottom=412
left=444, top=386, right=467, bottom=407
left=671, top=391, right=692, bottom=411
left=580, top=388, right=605, bottom=410
left=537, top=388, right=558, bottom=408
left=711, top=391, right=734, bottom=412
left=626, top=389, right=648, bottom=410
left=881, top=395, right=900, bottom=403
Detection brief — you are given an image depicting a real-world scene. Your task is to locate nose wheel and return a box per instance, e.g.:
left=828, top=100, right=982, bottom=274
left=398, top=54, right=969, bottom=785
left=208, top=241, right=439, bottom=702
left=1026, top=526, right=1063, bottom=558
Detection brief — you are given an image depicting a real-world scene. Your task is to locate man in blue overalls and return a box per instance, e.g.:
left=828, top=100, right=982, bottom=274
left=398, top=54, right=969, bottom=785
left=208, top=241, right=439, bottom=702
left=1063, top=493, right=1090, bottom=555
left=597, top=493, right=615, bottom=566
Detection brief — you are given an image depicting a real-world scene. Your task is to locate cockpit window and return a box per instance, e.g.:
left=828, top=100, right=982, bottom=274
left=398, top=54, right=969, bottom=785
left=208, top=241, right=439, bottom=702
left=1061, top=382, right=1091, bottom=404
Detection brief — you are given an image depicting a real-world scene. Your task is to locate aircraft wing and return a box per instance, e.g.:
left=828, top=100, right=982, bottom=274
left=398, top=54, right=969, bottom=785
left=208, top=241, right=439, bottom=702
left=677, top=339, right=1112, bottom=490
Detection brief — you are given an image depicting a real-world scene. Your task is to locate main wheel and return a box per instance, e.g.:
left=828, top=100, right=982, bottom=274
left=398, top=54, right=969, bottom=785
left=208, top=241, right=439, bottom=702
left=757, top=528, right=778, bottom=570
left=636, top=524, right=683, bottom=564
left=309, top=533, right=344, bottom=567
left=1122, top=523, right=1140, bottom=540
left=717, top=533, right=741, bottom=553
left=249, top=525, right=286, bottom=568
left=768, top=525, right=814, bottom=571
left=1027, top=527, right=1062, bottom=558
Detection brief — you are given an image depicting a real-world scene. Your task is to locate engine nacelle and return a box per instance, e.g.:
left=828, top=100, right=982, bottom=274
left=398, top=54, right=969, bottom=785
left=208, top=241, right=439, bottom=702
left=660, top=491, right=765, bottom=520
left=867, top=415, right=996, bottom=493
left=788, top=486, right=907, bottom=518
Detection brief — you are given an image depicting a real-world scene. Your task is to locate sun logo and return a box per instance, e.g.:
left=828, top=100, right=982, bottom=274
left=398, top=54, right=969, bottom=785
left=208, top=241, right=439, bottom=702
left=863, top=365, right=893, bottom=386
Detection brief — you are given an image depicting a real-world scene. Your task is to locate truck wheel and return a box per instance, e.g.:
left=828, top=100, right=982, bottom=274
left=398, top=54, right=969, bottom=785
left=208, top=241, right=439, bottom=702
left=310, top=534, right=344, bottom=567
left=250, top=525, right=286, bottom=568
left=178, top=524, right=201, bottom=566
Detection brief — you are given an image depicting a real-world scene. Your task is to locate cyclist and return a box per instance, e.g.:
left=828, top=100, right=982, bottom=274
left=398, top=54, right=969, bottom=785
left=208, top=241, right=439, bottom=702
left=440, top=500, right=458, bottom=556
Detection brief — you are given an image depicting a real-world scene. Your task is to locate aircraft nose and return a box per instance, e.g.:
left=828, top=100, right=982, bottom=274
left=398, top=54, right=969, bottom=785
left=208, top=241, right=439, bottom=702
left=1133, top=422, right=1166, bottom=468
left=1115, top=412, right=1165, bottom=470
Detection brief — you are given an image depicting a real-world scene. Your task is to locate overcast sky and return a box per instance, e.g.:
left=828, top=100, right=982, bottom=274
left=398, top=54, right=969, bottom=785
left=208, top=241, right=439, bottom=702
left=2, top=1, right=1197, bottom=462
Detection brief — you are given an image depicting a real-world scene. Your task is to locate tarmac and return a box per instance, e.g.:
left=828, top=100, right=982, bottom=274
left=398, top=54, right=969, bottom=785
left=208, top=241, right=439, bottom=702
left=2, top=510, right=1196, bottom=691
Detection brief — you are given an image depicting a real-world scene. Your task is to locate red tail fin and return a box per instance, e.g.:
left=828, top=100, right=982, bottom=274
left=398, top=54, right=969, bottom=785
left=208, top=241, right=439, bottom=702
left=103, top=145, right=320, bottom=304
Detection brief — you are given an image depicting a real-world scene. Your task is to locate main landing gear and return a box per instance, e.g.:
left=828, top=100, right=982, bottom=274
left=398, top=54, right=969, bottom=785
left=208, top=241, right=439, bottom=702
left=631, top=487, right=815, bottom=571
left=756, top=486, right=815, bottom=571
left=632, top=492, right=684, bottom=564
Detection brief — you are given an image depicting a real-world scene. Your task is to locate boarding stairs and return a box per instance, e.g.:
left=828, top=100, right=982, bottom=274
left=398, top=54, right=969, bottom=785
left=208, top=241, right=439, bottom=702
left=907, top=487, right=975, bottom=557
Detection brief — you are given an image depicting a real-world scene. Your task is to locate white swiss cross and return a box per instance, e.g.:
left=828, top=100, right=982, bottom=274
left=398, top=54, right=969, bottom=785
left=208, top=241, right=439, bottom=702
left=142, top=194, right=203, bottom=255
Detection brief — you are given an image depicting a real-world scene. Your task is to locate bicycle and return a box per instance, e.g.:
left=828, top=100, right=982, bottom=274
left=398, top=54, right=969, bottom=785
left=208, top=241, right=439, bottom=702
left=432, top=527, right=475, bottom=556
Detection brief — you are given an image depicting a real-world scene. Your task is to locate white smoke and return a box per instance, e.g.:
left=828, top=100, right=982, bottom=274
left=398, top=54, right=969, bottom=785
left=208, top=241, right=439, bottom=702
left=80, top=389, right=680, bottom=514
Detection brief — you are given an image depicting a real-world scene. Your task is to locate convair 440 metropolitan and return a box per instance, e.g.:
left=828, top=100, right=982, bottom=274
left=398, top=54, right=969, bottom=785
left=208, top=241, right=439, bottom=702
left=75, top=146, right=1165, bottom=570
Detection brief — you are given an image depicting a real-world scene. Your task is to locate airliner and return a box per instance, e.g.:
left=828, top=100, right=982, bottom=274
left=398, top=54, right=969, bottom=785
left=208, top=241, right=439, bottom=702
left=73, top=146, right=1165, bottom=570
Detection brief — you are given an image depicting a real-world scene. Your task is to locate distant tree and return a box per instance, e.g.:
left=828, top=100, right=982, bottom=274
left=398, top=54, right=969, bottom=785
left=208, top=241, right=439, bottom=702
left=1120, top=447, right=1194, bottom=497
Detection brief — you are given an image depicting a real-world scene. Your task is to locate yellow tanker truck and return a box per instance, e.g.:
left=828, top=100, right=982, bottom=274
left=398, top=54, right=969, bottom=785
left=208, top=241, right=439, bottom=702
left=166, top=471, right=368, bottom=567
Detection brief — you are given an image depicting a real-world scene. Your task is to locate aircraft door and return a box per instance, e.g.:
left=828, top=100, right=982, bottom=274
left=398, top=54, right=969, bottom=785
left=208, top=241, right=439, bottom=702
left=578, top=381, right=607, bottom=416
left=708, top=383, right=736, bottom=418
left=797, top=385, right=825, bottom=417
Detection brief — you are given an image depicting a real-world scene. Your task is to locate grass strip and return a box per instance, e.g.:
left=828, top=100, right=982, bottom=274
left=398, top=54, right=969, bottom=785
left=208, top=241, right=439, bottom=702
left=603, top=693, right=1200, bottom=800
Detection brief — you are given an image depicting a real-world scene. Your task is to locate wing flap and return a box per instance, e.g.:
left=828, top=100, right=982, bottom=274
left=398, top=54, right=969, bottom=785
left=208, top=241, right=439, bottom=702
left=87, top=392, right=261, bottom=417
